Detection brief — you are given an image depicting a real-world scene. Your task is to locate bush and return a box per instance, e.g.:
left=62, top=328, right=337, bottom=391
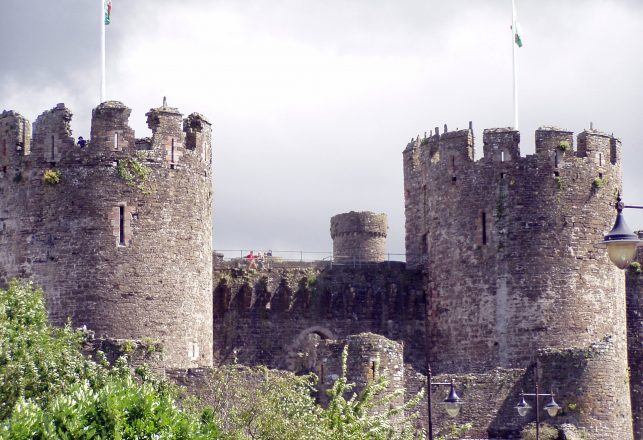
left=0, top=281, right=224, bottom=438
left=592, top=177, right=607, bottom=189
left=557, top=141, right=572, bottom=152
left=42, top=169, right=61, bottom=185
left=630, top=261, right=642, bottom=274
left=520, top=422, right=559, bottom=440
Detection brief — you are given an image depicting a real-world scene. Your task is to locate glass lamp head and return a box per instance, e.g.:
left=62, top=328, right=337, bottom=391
left=443, top=382, right=462, bottom=417
left=515, top=393, right=531, bottom=417
left=544, top=395, right=561, bottom=417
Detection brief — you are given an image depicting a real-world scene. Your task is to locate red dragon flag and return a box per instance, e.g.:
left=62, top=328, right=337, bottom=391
left=104, top=0, right=112, bottom=25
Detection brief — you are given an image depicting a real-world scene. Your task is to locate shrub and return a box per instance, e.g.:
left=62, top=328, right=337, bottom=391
left=42, top=169, right=61, bottom=185
left=630, top=261, right=642, bottom=274
left=592, top=177, right=607, bottom=189
left=521, top=422, right=559, bottom=440
left=557, top=140, right=572, bottom=152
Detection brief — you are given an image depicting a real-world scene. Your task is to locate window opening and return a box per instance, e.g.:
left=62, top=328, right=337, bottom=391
left=2, top=139, right=6, bottom=156
left=320, top=363, right=325, bottom=384
left=482, top=212, right=487, bottom=245
left=451, top=155, right=456, bottom=173
left=371, top=361, right=377, bottom=380
left=51, top=135, right=55, bottom=161
left=500, top=172, right=506, bottom=179
left=599, top=152, right=603, bottom=166
left=501, top=151, right=505, bottom=162
left=119, top=206, right=125, bottom=246
left=554, top=151, right=558, bottom=168
left=114, top=132, right=119, bottom=150
left=170, top=138, right=175, bottom=169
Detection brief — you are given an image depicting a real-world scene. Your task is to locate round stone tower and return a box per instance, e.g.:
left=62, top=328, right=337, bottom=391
left=403, top=125, right=633, bottom=439
left=330, top=211, right=387, bottom=263
left=0, top=101, right=213, bottom=369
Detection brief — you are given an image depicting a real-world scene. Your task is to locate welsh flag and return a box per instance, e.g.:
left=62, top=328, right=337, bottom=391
left=514, top=22, right=523, bottom=47
left=104, top=0, right=112, bottom=25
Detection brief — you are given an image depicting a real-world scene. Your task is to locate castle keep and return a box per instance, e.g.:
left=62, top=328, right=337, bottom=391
left=0, top=101, right=213, bottom=369
left=0, top=102, right=639, bottom=439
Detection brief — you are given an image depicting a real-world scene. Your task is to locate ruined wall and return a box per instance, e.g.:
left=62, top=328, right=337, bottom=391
left=330, top=211, right=387, bottom=263
left=0, top=101, right=213, bottom=369
left=212, top=261, right=425, bottom=371
left=403, top=124, right=632, bottom=437
left=627, top=245, right=643, bottom=440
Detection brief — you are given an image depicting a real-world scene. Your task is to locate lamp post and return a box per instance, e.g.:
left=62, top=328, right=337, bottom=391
left=597, top=193, right=643, bottom=269
left=426, top=363, right=463, bottom=440
left=515, top=383, right=561, bottom=440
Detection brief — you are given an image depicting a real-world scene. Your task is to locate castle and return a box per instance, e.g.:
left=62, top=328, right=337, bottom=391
left=0, top=102, right=640, bottom=439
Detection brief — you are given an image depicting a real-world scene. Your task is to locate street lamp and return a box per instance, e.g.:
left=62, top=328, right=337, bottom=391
left=597, top=193, right=643, bottom=269
left=515, top=383, right=561, bottom=440
left=426, top=363, right=463, bottom=440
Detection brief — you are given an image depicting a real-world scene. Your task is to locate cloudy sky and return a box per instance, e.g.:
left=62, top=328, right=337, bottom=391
left=1, top=0, right=642, bottom=259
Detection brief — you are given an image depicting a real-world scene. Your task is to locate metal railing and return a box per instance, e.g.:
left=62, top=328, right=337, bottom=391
left=214, top=249, right=409, bottom=264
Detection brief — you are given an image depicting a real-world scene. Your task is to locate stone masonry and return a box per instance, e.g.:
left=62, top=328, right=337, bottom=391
left=403, top=124, right=633, bottom=439
left=331, top=211, right=387, bottom=263
left=0, top=101, right=214, bottom=369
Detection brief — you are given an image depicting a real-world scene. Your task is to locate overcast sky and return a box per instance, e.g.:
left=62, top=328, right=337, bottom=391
left=1, top=0, right=642, bottom=259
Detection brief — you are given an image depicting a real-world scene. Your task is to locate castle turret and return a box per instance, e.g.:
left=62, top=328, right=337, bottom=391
left=0, top=101, right=214, bottom=369
left=403, top=123, right=633, bottom=439
left=330, top=211, right=387, bottom=263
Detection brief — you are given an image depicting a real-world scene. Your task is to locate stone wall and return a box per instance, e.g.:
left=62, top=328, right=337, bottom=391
left=627, top=245, right=643, bottom=440
left=403, top=124, right=632, bottom=437
left=330, top=211, right=387, bottom=262
left=536, top=340, right=634, bottom=439
left=0, top=101, right=214, bottom=369
left=212, top=261, right=426, bottom=371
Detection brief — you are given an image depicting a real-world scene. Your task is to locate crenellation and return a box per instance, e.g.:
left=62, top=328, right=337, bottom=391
left=89, top=101, right=136, bottom=153
left=577, top=129, right=616, bottom=166
left=483, top=127, right=520, bottom=162
left=146, top=104, right=185, bottom=167
left=183, top=112, right=212, bottom=164
left=31, top=104, right=74, bottom=165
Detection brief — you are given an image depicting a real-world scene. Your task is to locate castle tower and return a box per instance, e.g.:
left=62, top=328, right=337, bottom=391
left=330, top=211, right=387, bottom=263
left=0, top=101, right=213, bottom=369
left=403, top=124, right=633, bottom=439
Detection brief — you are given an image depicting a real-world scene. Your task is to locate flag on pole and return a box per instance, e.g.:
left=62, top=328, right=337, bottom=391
left=104, top=0, right=112, bottom=25
left=514, top=22, right=523, bottom=47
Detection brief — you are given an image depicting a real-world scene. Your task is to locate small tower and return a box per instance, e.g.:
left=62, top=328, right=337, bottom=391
left=330, top=211, right=387, bottom=263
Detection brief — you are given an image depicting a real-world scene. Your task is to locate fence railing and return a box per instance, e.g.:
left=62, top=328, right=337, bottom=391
left=214, top=249, right=409, bottom=264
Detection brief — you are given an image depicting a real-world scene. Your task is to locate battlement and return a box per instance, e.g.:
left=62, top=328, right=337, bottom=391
left=404, top=123, right=621, bottom=171
left=0, top=100, right=212, bottom=175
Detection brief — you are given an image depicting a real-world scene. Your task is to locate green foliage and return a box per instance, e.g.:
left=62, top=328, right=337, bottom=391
left=319, top=345, right=425, bottom=440
left=1, top=280, right=428, bottom=439
left=557, top=140, right=572, bottom=152
left=435, top=422, right=473, bottom=440
left=592, top=177, right=608, bottom=189
left=0, top=281, right=100, bottom=421
left=0, top=280, right=224, bottom=438
left=554, top=176, right=564, bottom=190
left=520, top=422, right=559, bottom=440
left=42, top=169, right=61, bottom=185
left=120, top=339, right=136, bottom=354
left=629, top=261, right=642, bottom=274
left=117, top=155, right=152, bottom=193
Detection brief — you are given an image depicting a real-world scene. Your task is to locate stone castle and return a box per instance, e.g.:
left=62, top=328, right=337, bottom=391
left=0, top=102, right=640, bottom=439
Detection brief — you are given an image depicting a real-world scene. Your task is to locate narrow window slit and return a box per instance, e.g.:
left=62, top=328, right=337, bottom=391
left=114, top=132, right=119, bottom=150
left=50, top=135, right=55, bottom=161
left=501, top=151, right=505, bottom=162
left=371, top=361, right=377, bottom=380
left=119, top=206, right=125, bottom=246
left=599, top=153, right=603, bottom=166
left=500, top=172, right=506, bottom=179
left=482, top=212, right=487, bottom=245
left=170, top=138, right=176, bottom=169
left=320, top=363, right=325, bottom=384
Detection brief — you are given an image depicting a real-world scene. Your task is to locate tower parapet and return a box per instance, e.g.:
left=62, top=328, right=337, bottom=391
left=330, top=211, right=387, bottom=263
left=0, top=101, right=214, bottom=369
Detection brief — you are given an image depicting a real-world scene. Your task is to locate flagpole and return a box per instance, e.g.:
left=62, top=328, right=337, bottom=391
left=100, top=0, right=106, bottom=103
left=511, top=0, right=518, bottom=130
